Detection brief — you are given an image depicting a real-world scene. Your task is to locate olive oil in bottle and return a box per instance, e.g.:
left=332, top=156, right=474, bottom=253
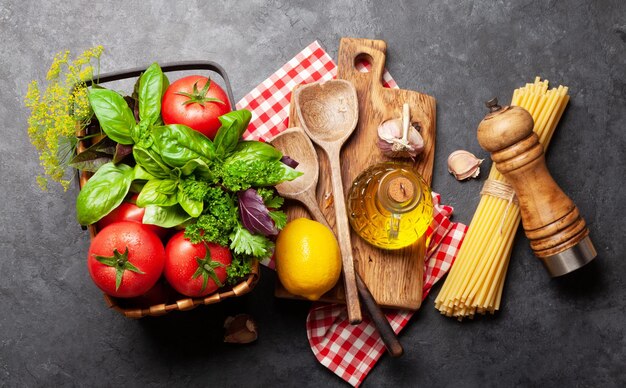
left=347, top=162, right=433, bottom=250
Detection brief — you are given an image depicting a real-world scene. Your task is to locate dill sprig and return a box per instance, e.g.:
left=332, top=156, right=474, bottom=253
left=25, top=46, right=104, bottom=191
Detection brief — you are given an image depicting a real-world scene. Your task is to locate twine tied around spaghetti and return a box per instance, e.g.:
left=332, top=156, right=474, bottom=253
left=480, top=179, right=518, bottom=234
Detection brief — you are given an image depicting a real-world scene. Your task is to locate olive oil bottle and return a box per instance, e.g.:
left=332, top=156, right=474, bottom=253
left=347, top=162, right=433, bottom=250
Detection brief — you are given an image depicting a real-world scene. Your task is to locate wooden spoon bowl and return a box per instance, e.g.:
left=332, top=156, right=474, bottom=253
left=269, top=127, right=329, bottom=226
left=295, top=80, right=359, bottom=145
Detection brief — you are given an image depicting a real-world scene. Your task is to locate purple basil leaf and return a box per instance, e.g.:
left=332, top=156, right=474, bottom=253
left=238, top=189, right=278, bottom=236
left=113, top=143, right=134, bottom=164
left=280, top=155, right=299, bottom=169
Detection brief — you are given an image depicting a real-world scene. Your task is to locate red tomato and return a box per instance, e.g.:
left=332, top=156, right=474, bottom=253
left=97, top=195, right=169, bottom=239
left=164, top=231, right=232, bottom=297
left=161, top=75, right=232, bottom=140
left=88, top=222, right=166, bottom=298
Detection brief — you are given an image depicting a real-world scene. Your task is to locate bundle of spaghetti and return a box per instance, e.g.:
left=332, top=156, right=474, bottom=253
left=434, top=77, right=569, bottom=319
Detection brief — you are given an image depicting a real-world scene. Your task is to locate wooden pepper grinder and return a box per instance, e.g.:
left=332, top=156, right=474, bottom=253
left=477, top=98, right=597, bottom=277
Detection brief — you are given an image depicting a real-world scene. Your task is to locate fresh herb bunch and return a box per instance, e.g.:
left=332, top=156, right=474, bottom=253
left=74, top=63, right=301, bottom=271
left=25, top=46, right=104, bottom=190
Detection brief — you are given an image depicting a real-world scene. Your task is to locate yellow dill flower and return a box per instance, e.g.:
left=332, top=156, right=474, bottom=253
left=25, top=81, right=40, bottom=108
left=46, top=51, right=69, bottom=80
left=36, top=176, right=48, bottom=191
left=25, top=46, right=105, bottom=191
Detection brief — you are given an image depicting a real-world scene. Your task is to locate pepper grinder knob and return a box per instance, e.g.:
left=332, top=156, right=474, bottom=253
left=476, top=98, right=597, bottom=277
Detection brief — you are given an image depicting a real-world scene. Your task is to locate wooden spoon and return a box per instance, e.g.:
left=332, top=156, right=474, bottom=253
left=294, top=79, right=362, bottom=324
left=269, top=127, right=327, bottom=224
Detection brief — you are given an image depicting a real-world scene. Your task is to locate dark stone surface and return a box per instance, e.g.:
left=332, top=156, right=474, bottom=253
left=1, top=0, right=625, bottom=386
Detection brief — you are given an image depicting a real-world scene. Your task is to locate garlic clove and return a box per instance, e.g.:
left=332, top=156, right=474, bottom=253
left=224, top=314, right=258, bottom=344
left=377, top=118, right=425, bottom=158
left=377, top=118, right=403, bottom=142
left=407, top=125, right=425, bottom=154
left=447, top=150, right=484, bottom=180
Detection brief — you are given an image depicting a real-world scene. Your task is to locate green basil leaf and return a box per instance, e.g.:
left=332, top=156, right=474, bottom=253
left=133, top=146, right=171, bottom=178
left=177, top=188, right=203, bottom=218
left=130, top=181, right=146, bottom=194
left=276, top=162, right=304, bottom=183
left=214, top=109, right=252, bottom=157
left=228, top=140, right=282, bottom=163
left=180, top=158, right=214, bottom=180
left=161, top=73, right=170, bottom=97
left=143, top=204, right=192, bottom=228
left=132, top=164, right=155, bottom=181
left=88, top=88, right=135, bottom=145
left=152, top=124, right=215, bottom=167
left=138, top=63, right=165, bottom=125
left=76, top=163, right=134, bottom=225
left=136, top=179, right=179, bottom=207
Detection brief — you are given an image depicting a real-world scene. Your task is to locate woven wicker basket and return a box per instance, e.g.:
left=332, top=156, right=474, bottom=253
left=77, top=62, right=260, bottom=318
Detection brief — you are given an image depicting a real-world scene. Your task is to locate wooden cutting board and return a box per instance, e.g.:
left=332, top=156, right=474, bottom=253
left=275, top=38, right=436, bottom=310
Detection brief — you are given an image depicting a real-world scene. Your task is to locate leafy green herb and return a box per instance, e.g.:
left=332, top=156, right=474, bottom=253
left=143, top=204, right=192, bottom=228
left=138, top=63, right=168, bottom=125
left=136, top=179, right=179, bottom=207
left=87, top=63, right=169, bottom=147
left=151, top=124, right=215, bottom=167
left=229, top=223, right=274, bottom=258
left=184, top=187, right=238, bottom=246
left=228, top=140, right=283, bottom=162
left=177, top=187, right=203, bottom=218
left=76, top=162, right=134, bottom=225
left=132, top=164, right=156, bottom=181
left=180, top=158, right=216, bottom=182
left=179, top=177, right=211, bottom=202
left=221, top=158, right=302, bottom=191
left=213, top=110, right=252, bottom=158
left=88, top=88, right=136, bottom=144
left=226, top=255, right=254, bottom=285
left=269, top=210, right=287, bottom=230
left=25, top=46, right=104, bottom=190
left=256, top=187, right=285, bottom=209
left=133, top=145, right=171, bottom=178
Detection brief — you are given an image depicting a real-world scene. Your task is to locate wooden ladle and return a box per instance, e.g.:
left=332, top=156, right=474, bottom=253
left=294, top=79, right=362, bottom=324
left=269, top=127, right=327, bottom=224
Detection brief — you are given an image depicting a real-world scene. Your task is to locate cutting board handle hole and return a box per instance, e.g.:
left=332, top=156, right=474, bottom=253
left=354, top=53, right=374, bottom=73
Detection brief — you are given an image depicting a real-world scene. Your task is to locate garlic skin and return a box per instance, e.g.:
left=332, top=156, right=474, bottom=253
left=377, top=118, right=424, bottom=159
left=447, top=150, right=484, bottom=180
left=224, top=314, right=258, bottom=344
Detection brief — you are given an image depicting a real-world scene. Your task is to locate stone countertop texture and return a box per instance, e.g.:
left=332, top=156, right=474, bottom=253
left=1, top=0, right=624, bottom=386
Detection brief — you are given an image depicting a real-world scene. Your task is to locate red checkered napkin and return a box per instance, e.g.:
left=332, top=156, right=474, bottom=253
left=237, top=41, right=467, bottom=387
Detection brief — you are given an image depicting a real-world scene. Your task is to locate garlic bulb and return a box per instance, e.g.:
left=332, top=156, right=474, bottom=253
left=447, top=150, right=483, bottom=180
left=377, top=103, right=424, bottom=159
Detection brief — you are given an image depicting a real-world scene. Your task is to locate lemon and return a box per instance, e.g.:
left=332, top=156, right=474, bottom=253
left=275, top=218, right=342, bottom=301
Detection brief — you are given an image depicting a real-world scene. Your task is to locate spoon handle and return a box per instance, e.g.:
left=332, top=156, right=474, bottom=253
left=355, top=272, right=404, bottom=357
left=299, top=191, right=331, bottom=230
left=327, top=150, right=362, bottom=324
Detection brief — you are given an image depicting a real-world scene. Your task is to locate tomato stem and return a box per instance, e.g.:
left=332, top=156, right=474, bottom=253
left=94, top=247, right=145, bottom=291
left=192, top=243, right=226, bottom=292
left=175, top=79, right=225, bottom=107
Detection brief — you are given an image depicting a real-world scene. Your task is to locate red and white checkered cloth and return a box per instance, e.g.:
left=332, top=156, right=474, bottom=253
left=237, top=41, right=467, bottom=387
